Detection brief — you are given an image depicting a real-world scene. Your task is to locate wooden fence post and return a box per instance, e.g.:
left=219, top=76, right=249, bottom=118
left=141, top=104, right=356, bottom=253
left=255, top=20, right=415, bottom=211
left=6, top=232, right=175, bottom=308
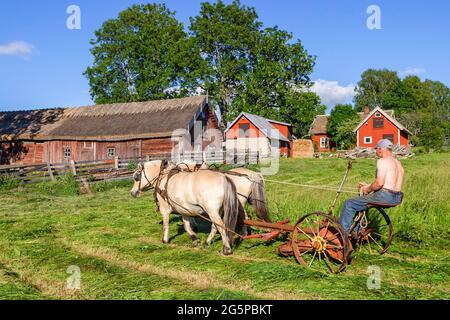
left=146, top=155, right=150, bottom=162
left=257, top=151, right=260, bottom=165
left=46, top=162, right=55, bottom=182
left=114, top=156, right=119, bottom=170
left=69, top=160, right=77, bottom=176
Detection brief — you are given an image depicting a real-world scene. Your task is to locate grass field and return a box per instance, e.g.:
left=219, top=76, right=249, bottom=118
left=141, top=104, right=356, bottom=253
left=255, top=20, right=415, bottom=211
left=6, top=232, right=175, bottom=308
left=0, top=154, right=448, bottom=300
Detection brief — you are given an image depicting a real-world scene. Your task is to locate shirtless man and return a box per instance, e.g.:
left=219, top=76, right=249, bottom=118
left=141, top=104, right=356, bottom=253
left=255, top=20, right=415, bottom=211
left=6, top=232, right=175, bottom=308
left=339, top=139, right=404, bottom=233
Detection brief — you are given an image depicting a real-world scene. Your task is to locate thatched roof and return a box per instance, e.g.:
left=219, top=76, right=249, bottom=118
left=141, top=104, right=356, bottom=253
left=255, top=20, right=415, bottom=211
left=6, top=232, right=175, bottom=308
left=0, top=96, right=211, bottom=141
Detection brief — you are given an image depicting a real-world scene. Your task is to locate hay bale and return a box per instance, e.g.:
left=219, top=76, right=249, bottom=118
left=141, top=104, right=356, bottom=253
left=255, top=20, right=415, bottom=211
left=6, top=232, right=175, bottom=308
left=293, top=139, right=314, bottom=158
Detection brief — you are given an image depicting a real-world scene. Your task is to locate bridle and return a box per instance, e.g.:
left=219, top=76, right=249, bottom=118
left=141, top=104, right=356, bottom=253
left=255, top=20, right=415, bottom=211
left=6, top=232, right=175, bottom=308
left=134, top=161, right=166, bottom=193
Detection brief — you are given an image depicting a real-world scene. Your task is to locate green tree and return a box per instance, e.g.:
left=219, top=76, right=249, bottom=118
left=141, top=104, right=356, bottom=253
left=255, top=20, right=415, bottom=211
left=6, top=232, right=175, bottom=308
left=233, top=27, right=316, bottom=123
left=354, top=69, right=401, bottom=111
left=189, top=0, right=262, bottom=127
left=327, top=104, right=359, bottom=148
left=189, top=1, right=316, bottom=127
left=279, top=91, right=326, bottom=138
left=84, top=3, right=202, bottom=104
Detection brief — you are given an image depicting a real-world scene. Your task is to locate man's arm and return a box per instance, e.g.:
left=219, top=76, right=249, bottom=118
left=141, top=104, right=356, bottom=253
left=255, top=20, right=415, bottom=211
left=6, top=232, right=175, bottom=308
left=361, top=159, right=387, bottom=194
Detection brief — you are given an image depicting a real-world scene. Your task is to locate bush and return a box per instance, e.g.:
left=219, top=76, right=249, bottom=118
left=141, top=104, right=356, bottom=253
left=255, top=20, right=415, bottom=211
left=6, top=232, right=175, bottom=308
left=34, top=173, right=80, bottom=196
left=127, top=161, right=138, bottom=171
left=0, top=174, right=20, bottom=191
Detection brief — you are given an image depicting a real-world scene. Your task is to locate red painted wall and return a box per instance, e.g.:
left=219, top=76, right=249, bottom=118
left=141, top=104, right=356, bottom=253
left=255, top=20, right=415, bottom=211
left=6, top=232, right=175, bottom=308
left=357, top=113, right=409, bottom=147
left=226, top=116, right=263, bottom=139
left=312, top=134, right=332, bottom=152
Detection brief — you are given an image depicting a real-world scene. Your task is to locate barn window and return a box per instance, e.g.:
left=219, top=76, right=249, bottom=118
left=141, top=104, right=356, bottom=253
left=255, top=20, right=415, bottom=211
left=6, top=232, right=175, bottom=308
left=375, top=112, right=381, bottom=117
left=239, top=124, right=250, bottom=138
left=373, top=118, right=384, bottom=128
left=107, top=148, right=116, bottom=158
left=64, top=148, right=72, bottom=159
left=364, top=137, right=372, bottom=144
left=320, top=137, right=329, bottom=149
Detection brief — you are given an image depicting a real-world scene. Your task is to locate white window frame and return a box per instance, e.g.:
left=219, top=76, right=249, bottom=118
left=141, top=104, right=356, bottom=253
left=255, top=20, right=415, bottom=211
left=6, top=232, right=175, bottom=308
left=364, top=136, right=372, bottom=144
left=63, top=147, right=72, bottom=159
left=320, top=137, right=329, bottom=148
left=107, top=148, right=116, bottom=158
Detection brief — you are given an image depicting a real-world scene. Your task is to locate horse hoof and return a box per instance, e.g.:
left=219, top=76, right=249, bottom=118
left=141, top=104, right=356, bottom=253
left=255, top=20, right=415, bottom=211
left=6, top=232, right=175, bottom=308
left=161, top=239, right=169, bottom=244
left=192, top=239, right=201, bottom=247
left=222, top=248, right=232, bottom=256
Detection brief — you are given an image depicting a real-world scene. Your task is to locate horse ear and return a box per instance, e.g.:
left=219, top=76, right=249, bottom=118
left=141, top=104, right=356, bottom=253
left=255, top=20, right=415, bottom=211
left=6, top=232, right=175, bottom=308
left=162, top=159, right=168, bottom=168
left=137, top=163, right=143, bottom=171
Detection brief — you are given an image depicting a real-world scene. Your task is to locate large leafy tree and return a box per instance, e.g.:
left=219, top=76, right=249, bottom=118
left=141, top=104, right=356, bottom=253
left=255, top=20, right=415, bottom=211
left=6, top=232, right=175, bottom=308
left=327, top=104, right=360, bottom=149
left=233, top=27, right=317, bottom=124
left=189, top=1, right=316, bottom=128
left=84, top=4, right=202, bottom=104
left=354, top=69, right=401, bottom=111
left=189, top=0, right=262, bottom=127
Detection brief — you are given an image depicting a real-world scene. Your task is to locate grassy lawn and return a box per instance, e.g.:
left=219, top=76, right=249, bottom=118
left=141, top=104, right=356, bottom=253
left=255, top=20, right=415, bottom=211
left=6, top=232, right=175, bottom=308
left=0, top=154, right=448, bottom=300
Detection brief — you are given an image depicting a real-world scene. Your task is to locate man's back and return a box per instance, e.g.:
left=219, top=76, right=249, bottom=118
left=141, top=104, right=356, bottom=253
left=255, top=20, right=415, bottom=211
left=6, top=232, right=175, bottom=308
left=377, top=157, right=404, bottom=191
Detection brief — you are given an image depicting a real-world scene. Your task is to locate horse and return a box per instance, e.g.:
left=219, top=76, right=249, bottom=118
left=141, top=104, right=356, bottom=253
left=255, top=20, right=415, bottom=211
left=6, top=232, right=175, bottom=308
left=130, top=160, right=240, bottom=255
left=202, top=167, right=270, bottom=242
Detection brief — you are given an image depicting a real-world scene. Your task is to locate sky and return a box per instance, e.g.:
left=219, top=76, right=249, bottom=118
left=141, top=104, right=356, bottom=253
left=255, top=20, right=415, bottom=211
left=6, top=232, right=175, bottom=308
left=1, top=0, right=449, bottom=112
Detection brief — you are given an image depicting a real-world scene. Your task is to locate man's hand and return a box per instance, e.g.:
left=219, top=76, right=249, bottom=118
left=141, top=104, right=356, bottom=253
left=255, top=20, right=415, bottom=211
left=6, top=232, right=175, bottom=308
left=358, top=182, right=371, bottom=195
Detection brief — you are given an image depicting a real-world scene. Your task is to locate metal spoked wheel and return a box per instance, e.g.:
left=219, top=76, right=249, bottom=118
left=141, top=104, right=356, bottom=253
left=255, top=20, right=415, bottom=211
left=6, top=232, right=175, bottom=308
left=291, top=212, right=349, bottom=274
left=355, top=207, right=393, bottom=255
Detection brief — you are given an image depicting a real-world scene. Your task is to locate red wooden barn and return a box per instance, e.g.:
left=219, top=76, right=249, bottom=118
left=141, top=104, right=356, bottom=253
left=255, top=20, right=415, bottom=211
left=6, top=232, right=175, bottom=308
left=354, top=106, right=411, bottom=148
left=225, top=112, right=293, bottom=157
left=0, top=96, right=222, bottom=165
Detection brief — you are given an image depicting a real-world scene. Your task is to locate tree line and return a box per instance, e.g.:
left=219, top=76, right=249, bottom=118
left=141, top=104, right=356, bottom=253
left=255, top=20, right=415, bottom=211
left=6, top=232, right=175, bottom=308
left=84, top=1, right=325, bottom=137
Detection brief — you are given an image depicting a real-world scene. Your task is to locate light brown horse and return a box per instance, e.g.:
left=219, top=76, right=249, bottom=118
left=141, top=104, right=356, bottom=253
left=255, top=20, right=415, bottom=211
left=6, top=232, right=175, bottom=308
left=203, top=167, right=270, bottom=242
left=130, top=160, right=240, bottom=255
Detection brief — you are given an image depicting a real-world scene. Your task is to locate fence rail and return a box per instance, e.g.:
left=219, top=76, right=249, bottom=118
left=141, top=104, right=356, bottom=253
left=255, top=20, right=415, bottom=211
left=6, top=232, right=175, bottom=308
left=0, top=150, right=269, bottom=185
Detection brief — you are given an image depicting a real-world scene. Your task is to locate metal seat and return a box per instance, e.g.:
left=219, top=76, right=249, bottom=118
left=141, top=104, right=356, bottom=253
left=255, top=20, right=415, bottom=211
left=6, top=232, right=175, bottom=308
left=367, top=203, right=398, bottom=209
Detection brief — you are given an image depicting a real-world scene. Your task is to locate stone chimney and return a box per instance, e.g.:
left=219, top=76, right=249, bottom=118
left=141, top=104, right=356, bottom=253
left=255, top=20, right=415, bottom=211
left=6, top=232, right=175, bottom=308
left=364, top=106, right=370, bottom=115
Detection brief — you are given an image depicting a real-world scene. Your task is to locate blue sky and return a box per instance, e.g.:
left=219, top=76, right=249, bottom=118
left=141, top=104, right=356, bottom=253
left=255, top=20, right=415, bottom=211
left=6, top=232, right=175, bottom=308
left=1, top=0, right=449, bottom=111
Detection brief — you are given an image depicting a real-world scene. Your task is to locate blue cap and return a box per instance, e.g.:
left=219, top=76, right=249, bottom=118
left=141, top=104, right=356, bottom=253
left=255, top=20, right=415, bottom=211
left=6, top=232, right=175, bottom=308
left=376, top=139, right=393, bottom=149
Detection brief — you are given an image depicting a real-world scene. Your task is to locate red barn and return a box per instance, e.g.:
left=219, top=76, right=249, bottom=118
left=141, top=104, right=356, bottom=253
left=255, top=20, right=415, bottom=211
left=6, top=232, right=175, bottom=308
left=0, top=96, right=222, bottom=165
left=354, top=106, right=411, bottom=148
left=225, top=112, right=293, bottom=157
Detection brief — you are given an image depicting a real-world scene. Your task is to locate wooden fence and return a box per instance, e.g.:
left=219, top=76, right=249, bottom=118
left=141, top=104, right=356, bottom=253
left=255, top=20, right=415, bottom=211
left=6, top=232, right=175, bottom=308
left=0, top=150, right=268, bottom=186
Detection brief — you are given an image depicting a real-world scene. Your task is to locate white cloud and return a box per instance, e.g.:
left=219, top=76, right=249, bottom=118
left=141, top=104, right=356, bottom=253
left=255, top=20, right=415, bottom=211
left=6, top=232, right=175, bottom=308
left=399, top=66, right=426, bottom=77
left=0, top=41, right=35, bottom=58
left=310, top=79, right=356, bottom=108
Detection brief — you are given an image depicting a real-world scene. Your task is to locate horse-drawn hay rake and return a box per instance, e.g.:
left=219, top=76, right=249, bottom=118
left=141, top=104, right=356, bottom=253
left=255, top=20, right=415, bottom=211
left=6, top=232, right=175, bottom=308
left=239, top=160, right=395, bottom=274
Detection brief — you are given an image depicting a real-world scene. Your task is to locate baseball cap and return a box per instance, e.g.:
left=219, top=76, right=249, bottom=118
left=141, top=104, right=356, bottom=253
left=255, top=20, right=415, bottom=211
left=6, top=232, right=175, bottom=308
left=376, top=139, right=393, bottom=149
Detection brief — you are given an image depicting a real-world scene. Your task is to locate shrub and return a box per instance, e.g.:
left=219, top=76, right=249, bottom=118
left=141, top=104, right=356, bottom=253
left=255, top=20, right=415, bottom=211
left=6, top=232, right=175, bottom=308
left=0, top=174, right=20, bottom=191
left=34, top=173, right=80, bottom=196
left=127, top=161, right=138, bottom=171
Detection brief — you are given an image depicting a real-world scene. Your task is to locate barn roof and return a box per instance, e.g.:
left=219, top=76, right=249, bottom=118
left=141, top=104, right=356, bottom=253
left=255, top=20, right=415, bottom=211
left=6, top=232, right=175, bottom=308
left=225, top=112, right=291, bottom=142
left=309, top=109, right=396, bottom=135
left=0, top=96, right=211, bottom=141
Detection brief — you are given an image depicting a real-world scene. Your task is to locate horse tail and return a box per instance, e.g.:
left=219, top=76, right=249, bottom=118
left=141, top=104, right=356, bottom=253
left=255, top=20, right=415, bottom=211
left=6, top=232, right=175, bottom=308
left=223, top=176, right=239, bottom=243
left=249, top=173, right=271, bottom=222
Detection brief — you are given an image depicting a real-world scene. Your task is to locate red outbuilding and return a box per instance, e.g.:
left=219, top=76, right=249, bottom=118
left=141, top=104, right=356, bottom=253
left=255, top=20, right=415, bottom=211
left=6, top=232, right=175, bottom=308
left=354, top=106, right=411, bottom=148
left=225, top=112, right=293, bottom=157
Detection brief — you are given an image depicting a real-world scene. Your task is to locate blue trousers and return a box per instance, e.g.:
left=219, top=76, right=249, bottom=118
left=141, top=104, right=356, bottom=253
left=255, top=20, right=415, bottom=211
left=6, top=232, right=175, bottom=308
left=339, top=189, right=403, bottom=232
